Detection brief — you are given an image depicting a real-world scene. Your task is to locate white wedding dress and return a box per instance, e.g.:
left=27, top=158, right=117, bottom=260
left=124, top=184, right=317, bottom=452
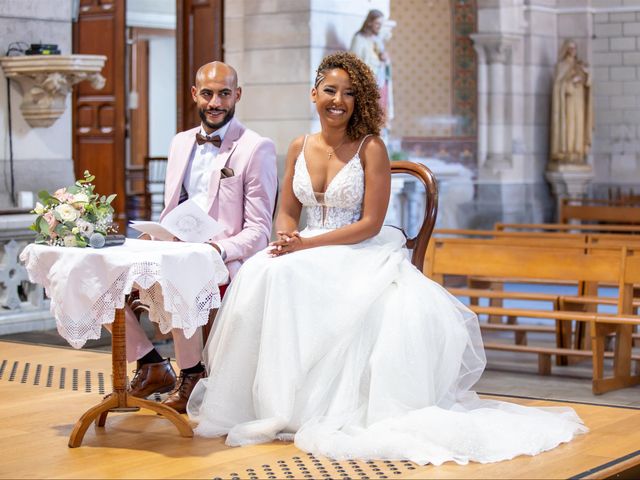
left=187, top=136, right=586, bottom=465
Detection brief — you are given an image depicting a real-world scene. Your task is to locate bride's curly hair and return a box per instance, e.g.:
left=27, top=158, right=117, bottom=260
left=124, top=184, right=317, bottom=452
left=314, top=51, right=383, bottom=140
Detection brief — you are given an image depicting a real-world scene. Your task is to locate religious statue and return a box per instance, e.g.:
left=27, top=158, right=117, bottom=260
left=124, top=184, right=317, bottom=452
left=549, top=39, right=593, bottom=169
left=350, top=9, right=394, bottom=128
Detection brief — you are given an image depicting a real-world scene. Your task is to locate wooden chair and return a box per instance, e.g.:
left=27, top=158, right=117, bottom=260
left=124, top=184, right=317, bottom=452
left=124, top=164, right=147, bottom=221
left=144, top=156, right=168, bottom=220
left=125, top=156, right=168, bottom=221
left=390, top=161, right=439, bottom=269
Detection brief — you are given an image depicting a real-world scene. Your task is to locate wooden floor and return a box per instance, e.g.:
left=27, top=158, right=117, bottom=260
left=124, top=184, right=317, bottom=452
left=1, top=340, right=640, bottom=480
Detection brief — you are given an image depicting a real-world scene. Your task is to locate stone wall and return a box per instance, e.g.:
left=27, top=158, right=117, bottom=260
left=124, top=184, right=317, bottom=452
left=590, top=1, right=640, bottom=196
left=0, top=0, right=75, bottom=210
left=464, top=0, right=553, bottom=226
left=469, top=0, right=640, bottom=227
left=224, top=0, right=389, bottom=166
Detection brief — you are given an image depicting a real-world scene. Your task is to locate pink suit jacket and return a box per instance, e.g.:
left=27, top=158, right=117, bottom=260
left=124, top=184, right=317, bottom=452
left=161, top=118, right=278, bottom=279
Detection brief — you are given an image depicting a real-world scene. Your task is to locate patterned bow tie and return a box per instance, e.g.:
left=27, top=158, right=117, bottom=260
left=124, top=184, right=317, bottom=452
left=195, top=132, right=222, bottom=147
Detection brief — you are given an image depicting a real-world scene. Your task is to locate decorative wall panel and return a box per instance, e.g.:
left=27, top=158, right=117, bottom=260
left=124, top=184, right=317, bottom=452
left=389, top=0, right=453, bottom=138
left=389, top=0, right=477, bottom=167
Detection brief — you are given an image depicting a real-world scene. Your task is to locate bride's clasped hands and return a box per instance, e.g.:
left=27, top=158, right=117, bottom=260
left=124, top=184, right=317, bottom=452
left=268, top=230, right=304, bottom=256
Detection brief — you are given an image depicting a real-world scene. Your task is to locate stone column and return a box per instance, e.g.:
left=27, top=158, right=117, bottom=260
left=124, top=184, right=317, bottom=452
left=471, top=0, right=563, bottom=225
left=471, top=33, right=520, bottom=176
left=474, top=42, right=489, bottom=169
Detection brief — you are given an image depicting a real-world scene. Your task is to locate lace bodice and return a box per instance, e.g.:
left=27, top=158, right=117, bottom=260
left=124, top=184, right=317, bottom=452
left=292, top=135, right=369, bottom=229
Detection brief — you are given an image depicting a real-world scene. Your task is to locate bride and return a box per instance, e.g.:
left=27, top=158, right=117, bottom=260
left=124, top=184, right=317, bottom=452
left=187, top=51, right=586, bottom=465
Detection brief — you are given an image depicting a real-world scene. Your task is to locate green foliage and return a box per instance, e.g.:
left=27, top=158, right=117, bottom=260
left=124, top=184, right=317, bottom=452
left=29, top=171, right=117, bottom=248
left=389, top=151, right=409, bottom=161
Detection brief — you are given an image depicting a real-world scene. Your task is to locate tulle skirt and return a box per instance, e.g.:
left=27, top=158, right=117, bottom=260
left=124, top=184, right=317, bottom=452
left=187, top=226, right=586, bottom=465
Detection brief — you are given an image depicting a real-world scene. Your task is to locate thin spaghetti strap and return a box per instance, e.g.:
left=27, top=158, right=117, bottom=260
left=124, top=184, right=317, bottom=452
left=356, top=134, right=373, bottom=155
left=296, top=134, right=309, bottom=159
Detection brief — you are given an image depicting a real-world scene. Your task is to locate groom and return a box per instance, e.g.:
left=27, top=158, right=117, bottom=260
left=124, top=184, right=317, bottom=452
left=124, top=61, right=278, bottom=413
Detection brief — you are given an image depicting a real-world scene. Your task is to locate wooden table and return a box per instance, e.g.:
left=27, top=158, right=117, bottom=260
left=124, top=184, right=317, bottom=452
left=20, top=239, right=228, bottom=448
left=68, top=307, right=193, bottom=447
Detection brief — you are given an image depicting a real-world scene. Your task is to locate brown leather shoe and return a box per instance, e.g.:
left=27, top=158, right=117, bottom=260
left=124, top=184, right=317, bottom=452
left=128, top=358, right=177, bottom=398
left=162, top=370, right=206, bottom=414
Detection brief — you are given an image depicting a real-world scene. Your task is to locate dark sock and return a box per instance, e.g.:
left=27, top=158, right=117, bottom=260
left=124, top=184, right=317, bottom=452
left=181, top=362, right=205, bottom=375
left=137, top=348, right=163, bottom=368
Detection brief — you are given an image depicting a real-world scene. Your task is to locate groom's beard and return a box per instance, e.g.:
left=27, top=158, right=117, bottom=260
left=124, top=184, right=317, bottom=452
left=199, top=105, right=235, bottom=131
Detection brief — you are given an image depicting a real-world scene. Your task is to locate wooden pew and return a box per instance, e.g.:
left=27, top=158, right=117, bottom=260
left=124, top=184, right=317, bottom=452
left=495, top=222, right=640, bottom=234
left=562, top=197, right=640, bottom=207
left=434, top=230, right=640, bottom=347
left=559, top=197, right=640, bottom=225
left=424, top=238, right=640, bottom=394
left=435, top=229, right=587, bottom=348
left=435, top=228, right=586, bottom=246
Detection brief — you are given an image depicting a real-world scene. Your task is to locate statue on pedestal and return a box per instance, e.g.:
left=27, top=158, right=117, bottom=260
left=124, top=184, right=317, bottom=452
left=350, top=9, right=394, bottom=129
left=549, top=39, right=593, bottom=170
left=546, top=39, right=594, bottom=203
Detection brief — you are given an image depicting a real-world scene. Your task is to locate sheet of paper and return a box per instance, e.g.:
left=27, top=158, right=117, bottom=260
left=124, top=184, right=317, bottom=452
left=129, top=221, right=176, bottom=241
left=129, top=199, right=224, bottom=243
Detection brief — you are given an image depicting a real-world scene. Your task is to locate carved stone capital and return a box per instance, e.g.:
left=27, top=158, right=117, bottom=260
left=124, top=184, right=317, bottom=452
left=485, top=153, right=513, bottom=173
left=470, top=33, right=520, bottom=65
left=545, top=165, right=594, bottom=199
left=0, top=55, right=106, bottom=128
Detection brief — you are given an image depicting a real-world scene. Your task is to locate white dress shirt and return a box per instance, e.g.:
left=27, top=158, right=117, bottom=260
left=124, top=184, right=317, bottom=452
left=183, top=122, right=231, bottom=211
left=182, top=122, right=231, bottom=260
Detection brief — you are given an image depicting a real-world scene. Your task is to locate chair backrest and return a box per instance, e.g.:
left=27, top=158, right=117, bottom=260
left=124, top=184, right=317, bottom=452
left=124, top=164, right=147, bottom=220
left=390, top=161, right=438, bottom=269
left=143, top=156, right=168, bottom=220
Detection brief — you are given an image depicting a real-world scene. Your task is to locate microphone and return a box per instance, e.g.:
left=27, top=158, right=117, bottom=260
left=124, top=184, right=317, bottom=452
left=89, top=233, right=126, bottom=248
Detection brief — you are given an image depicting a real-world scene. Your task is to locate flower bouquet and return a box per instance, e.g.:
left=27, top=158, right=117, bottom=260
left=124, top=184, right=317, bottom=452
left=30, top=171, right=117, bottom=247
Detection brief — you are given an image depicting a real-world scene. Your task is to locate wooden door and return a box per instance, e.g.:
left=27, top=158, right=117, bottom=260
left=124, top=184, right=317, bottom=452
left=176, top=0, right=224, bottom=132
left=72, top=0, right=127, bottom=230
left=128, top=29, right=149, bottom=176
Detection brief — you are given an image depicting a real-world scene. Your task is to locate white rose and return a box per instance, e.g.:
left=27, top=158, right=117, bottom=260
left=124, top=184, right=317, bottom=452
left=72, top=192, right=90, bottom=207
left=76, top=219, right=94, bottom=236
left=34, top=202, right=45, bottom=215
left=56, top=204, right=80, bottom=222
left=63, top=235, right=77, bottom=247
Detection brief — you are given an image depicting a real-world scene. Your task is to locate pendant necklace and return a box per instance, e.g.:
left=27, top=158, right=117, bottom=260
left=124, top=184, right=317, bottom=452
left=326, top=138, right=347, bottom=160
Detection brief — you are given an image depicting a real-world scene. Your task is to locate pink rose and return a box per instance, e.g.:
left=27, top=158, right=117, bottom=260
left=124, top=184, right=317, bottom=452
left=43, top=211, right=58, bottom=234
left=53, top=188, right=74, bottom=203
left=53, top=188, right=67, bottom=201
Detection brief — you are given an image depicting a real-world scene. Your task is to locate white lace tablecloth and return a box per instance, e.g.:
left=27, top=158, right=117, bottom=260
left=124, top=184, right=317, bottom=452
left=20, top=239, right=229, bottom=348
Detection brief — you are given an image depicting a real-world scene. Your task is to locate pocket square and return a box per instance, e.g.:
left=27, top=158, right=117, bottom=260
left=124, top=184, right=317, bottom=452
left=221, top=167, right=235, bottom=178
